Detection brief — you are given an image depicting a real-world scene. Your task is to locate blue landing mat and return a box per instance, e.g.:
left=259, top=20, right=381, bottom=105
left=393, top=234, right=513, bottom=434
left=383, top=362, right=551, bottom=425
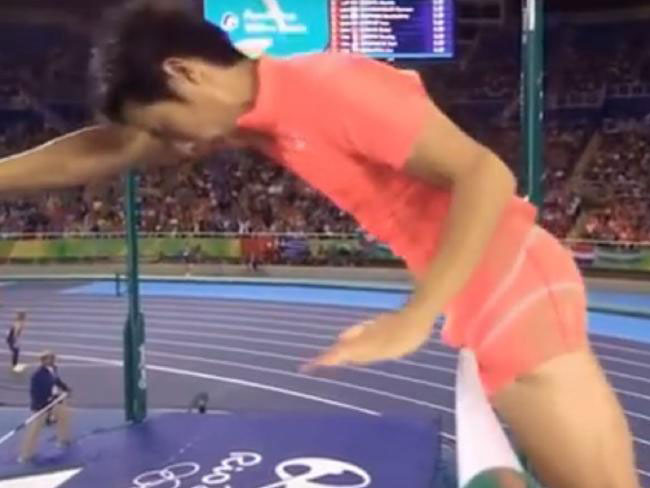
left=0, top=413, right=441, bottom=487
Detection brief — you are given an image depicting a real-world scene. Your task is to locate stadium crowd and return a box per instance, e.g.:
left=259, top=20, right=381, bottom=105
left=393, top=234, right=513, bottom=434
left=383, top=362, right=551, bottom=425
left=578, top=130, right=650, bottom=242
left=1, top=19, right=649, bottom=245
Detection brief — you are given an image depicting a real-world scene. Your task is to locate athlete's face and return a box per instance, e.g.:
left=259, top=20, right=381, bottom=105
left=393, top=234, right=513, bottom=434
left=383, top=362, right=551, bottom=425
left=125, top=98, right=226, bottom=148
left=123, top=57, right=252, bottom=153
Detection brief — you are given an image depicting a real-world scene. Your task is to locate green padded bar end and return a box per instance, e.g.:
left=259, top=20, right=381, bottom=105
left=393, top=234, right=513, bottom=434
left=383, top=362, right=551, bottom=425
left=464, top=468, right=539, bottom=488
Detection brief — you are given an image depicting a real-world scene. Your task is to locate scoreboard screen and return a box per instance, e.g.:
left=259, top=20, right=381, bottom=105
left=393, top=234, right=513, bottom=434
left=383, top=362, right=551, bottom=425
left=203, top=0, right=455, bottom=59
left=331, top=0, right=454, bottom=59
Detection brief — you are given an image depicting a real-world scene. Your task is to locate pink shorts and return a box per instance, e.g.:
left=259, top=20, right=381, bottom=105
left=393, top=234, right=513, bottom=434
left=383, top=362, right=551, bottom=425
left=442, top=225, right=588, bottom=397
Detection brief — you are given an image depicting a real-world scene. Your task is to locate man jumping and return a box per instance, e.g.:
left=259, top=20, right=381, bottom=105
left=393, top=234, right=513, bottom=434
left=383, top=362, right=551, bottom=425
left=0, top=1, right=638, bottom=486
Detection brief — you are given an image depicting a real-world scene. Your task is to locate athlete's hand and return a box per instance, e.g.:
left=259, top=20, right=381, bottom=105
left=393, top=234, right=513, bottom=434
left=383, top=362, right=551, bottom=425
left=303, top=307, right=435, bottom=370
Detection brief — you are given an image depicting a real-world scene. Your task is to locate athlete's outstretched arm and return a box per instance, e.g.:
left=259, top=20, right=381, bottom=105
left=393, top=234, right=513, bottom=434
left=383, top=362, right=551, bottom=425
left=403, top=103, right=516, bottom=316
left=0, top=125, right=171, bottom=193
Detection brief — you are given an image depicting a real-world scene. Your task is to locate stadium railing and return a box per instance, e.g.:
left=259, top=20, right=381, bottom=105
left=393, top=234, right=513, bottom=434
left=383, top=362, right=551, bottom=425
left=0, top=232, right=649, bottom=273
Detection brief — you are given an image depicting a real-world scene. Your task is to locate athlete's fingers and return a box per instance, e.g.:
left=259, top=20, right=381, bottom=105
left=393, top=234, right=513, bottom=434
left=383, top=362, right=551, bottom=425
left=301, top=345, right=350, bottom=372
left=339, top=323, right=369, bottom=341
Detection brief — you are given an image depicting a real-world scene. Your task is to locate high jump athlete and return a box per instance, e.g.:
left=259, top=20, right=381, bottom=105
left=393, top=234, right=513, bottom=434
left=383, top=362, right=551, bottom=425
left=0, top=2, right=638, bottom=486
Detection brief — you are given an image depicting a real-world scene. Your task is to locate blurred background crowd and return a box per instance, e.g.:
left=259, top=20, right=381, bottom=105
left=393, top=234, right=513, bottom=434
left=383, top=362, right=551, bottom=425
left=0, top=13, right=649, bottom=245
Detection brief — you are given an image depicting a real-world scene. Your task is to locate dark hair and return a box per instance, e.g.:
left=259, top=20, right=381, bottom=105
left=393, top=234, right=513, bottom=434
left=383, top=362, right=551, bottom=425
left=91, top=0, right=246, bottom=122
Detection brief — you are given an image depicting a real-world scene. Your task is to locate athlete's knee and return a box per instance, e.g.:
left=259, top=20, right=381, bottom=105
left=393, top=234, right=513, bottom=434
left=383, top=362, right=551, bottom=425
left=496, top=349, right=639, bottom=488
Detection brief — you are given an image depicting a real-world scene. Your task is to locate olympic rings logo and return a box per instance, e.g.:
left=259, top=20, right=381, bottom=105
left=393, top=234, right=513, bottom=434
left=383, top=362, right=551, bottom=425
left=132, top=462, right=199, bottom=488
left=130, top=455, right=372, bottom=488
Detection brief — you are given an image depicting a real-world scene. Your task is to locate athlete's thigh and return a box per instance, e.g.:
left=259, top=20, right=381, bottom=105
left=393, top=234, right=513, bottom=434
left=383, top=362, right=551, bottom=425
left=492, top=347, right=639, bottom=488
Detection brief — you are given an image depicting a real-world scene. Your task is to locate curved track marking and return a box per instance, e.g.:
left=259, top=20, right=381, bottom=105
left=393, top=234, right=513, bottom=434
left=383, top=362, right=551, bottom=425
left=28, top=322, right=459, bottom=375
left=22, top=339, right=456, bottom=414
left=24, top=329, right=454, bottom=390
left=9, top=350, right=380, bottom=416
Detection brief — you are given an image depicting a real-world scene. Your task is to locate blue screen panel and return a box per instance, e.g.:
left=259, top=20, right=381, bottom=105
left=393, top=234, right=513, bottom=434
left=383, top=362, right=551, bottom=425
left=204, top=0, right=330, bottom=58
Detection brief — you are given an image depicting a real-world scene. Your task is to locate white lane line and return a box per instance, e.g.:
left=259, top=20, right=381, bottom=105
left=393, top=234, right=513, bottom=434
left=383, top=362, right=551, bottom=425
left=22, top=339, right=455, bottom=415
left=597, top=353, right=650, bottom=369
left=27, top=323, right=457, bottom=375
left=349, top=367, right=452, bottom=390
left=18, top=307, right=357, bottom=332
left=18, top=307, right=444, bottom=355
left=32, top=303, right=641, bottom=360
left=8, top=296, right=381, bottom=320
left=136, top=320, right=454, bottom=358
left=15, top=316, right=337, bottom=341
left=615, top=389, right=650, bottom=402
left=25, top=316, right=452, bottom=358
left=23, top=308, right=650, bottom=362
left=10, top=290, right=650, bottom=347
left=152, top=408, right=230, bottom=415
left=37, top=324, right=329, bottom=349
left=11, top=302, right=443, bottom=348
left=441, top=432, right=456, bottom=442
left=606, top=370, right=650, bottom=385
left=11, top=350, right=380, bottom=416
left=625, top=410, right=650, bottom=423
left=592, top=341, right=650, bottom=357
left=0, top=308, right=451, bottom=359
left=18, top=304, right=442, bottom=341
left=18, top=319, right=650, bottom=383
left=20, top=303, right=650, bottom=361
left=143, top=339, right=454, bottom=391
left=396, top=358, right=456, bottom=374
left=23, top=322, right=650, bottom=384
left=135, top=319, right=335, bottom=341
left=413, top=349, right=459, bottom=360
left=3, top=302, right=446, bottom=353
left=56, top=363, right=117, bottom=370
left=20, top=330, right=454, bottom=391
left=0, top=358, right=117, bottom=370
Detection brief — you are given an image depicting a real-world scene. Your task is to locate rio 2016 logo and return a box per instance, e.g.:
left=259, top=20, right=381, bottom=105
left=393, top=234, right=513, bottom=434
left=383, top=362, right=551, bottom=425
left=130, top=452, right=371, bottom=488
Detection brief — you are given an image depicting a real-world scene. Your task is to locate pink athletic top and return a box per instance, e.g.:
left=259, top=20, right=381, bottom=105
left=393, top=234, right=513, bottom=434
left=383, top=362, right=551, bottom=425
left=237, top=53, right=536, bottom=276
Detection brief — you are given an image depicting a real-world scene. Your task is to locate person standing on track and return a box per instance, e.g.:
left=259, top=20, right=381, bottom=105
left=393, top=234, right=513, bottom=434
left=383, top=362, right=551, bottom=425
left=0, top=1, right=639, bottom=486
left=19, top=351, right=71, bottom=462
left=6, top=310, right=27, bottom=373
